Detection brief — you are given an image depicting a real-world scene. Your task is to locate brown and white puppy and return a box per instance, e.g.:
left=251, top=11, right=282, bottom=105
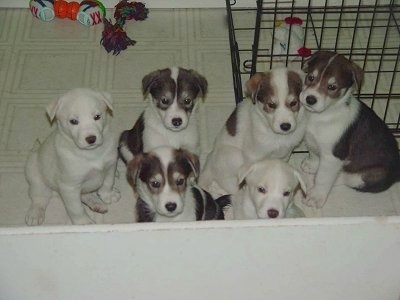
left=300, top=51, right=400, bottom=208
left=127, top=146, right=230, bottom=222
left=199, top=68, right=307, bottom=196
left=232, top=159, right=306, bottom=220
left=119, top=67, right=208, bottom=163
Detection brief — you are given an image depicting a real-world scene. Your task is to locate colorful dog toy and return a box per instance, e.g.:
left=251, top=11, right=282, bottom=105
left=273, top=17, right=311, bottom=60
left=100, top=0, right=149, bottom=55
left=29, top=0, right=106, bottom=26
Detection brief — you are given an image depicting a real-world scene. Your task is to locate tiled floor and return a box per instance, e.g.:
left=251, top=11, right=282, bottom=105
left=0, top=7, right=398, bottom=226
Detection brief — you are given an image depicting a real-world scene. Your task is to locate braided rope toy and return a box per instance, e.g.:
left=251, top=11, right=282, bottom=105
left=101, top=0, right=149, bottom=55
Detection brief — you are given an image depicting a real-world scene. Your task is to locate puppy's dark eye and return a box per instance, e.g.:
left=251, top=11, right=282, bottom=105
left=307, top=74, right=314, bottom=82
left=257, top=186, right=266, bottom=194
left=283, top=191, right=290, bottom=196
left=69, top=119, right=79, bottom=125
left=328, top=84, right=337, bottom=91
left=94, top=114, right=101, bottom=121
left=176, top=178, right=185, bottom=186
left=267, top=102, right=277, bottom=109
left=183, top=98, right=192, bottom=106
left=289, top=100, right=298, bottom=107
left=150, top=180, right=161, bottom=189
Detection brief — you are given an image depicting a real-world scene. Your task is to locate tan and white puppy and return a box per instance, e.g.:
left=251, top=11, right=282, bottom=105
left=199, top=68, right=307, bottom=196
left=232, top=159, right=306, bottom=220
left=25, top=88, right=120, bottom=225
left=127, top=146, right=230, bottom=222
left=300, top=51, right=400, bottom=208
left=119, top=67, right=208, bottom=163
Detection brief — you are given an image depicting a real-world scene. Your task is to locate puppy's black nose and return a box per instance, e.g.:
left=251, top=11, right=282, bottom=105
left=306, top=95, right=317, bottom=105
left=85, top=135, right=97, bottom=144
left=267, top=209, right=279, bottom=218
left=172, top=118, right=182, bottom=127
left=280, top=123, right=291, bottom=132
left=165, top=202, right=177, bottom=212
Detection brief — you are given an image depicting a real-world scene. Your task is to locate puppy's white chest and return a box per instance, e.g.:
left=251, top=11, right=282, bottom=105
left=81, top=168, right=105, bottom=193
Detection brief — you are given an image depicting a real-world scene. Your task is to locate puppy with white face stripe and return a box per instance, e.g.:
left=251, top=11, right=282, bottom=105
left=127, top=146, right=230, bottom=222
left=119, top=67, right=208, bottom=163
left=300, top=51, right=400, bottom=208
left=199, top=68, right=307, bottom=196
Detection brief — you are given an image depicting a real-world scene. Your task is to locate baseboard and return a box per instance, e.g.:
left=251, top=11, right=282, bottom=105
left=1, top=0, right=255, bottom=9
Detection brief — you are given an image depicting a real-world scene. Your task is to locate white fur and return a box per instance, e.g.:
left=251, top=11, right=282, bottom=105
left=232, top=159, right=306, bottom=219
left=199, top=69, right=307, bottom=196
left=142, top=101, right=200, bottom=154
left=25, top=88, right=120, bottom=225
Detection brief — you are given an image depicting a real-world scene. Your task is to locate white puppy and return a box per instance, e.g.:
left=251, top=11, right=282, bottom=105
left=232, top=159, right=306, bottom=220
left=25, top=88, right=120, bottom=225
left=199, top=68, right=307, bottom=196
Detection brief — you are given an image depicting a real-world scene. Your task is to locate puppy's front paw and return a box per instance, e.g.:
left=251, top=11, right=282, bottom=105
left=97, top=188, right=121, bottom=204
left=25, top=207, right=46, bottom=226
left=302, top=187, right=328, bottom=208
left=81, top=193, right=108, bottom=214
left=300, top=157, right=318, bottom=174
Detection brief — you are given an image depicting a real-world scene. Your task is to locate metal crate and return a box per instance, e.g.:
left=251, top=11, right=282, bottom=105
left=226, top=0, right=400, bottom=138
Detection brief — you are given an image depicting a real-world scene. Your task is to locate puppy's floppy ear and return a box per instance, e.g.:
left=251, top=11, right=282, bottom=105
left=176, top=148, right=200, bottom=180
left=46, top=97, right=62, bottom=122
left=126, top=154, right=144, bottom=191
left=189, top=69, right=208, bottom=100
left=302, top=53, right=317, bottom=73
left=302, top=51, right=333, bottom=73
left=237, top=162, right=255, bottom=188
left=293, top=169, right=307, bottom=194
left=245, top=73, right=265, bottom=104
left=350, top=61, right=364, bottom=91
left=97, top=91, right=113, bottom=112
left=142, top=70, right=161, bottom=98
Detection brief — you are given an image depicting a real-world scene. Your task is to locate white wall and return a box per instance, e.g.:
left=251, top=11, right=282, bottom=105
left=1, top=0, right=390, bottom=8
left=1, top=217, right=400, bottom=300
left=2, top=0, right=249, bottom=8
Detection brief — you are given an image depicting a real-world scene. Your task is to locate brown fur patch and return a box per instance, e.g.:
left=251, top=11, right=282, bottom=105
left=167, top=148, right=200, bottom=193
left=304, top=51, right=364, bottom=99
left=226, top=108, right=238, bottom=136
left=127, top=153, right=165, bottom=194
left=286, top=71, right=302, bottom=112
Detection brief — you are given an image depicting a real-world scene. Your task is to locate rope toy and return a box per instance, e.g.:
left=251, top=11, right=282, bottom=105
left=29, top=0, right=106, bottom=26
left=100, top=0, right=149, bottom=55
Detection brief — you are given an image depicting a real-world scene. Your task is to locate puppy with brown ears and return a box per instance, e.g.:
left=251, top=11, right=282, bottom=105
left=199, top=68, right=307, bottom=196
left=232, top=159, right=306, bottom=220
left=300, top=51, right=400, bottom=208
left=119, top=67, right=208, bottom=163
left=127, top=146, right=230, bottom=222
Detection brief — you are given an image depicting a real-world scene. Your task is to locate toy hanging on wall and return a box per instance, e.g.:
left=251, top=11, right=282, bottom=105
left=273, top=17, right=312, bottom=61
left=29, top=0, right=106, bottom=26
left=100, top=0, right=149, bottom=55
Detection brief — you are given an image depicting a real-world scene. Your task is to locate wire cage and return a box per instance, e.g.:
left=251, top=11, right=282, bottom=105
left=226, top=0, right=400, bottom=139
